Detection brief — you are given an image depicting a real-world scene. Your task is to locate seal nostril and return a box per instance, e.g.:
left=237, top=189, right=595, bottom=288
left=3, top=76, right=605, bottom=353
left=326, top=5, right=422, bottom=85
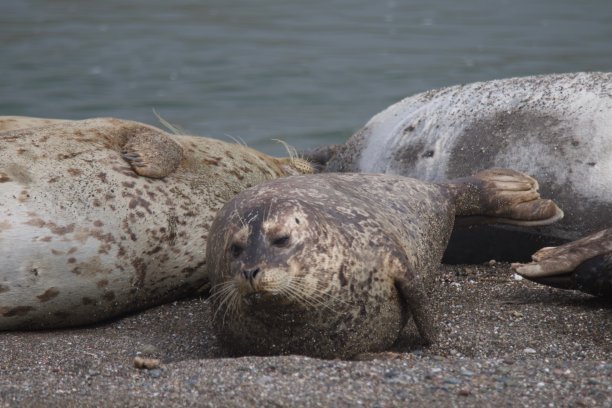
left=243, top=267, right=260, bottom=280
left=271, top=235, right=290, bottom=247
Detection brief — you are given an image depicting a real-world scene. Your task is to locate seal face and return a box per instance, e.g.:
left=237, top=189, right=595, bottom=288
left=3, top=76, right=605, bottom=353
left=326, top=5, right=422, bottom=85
left=207, top=171, right=562, bottom=358
left=0, top=117, right=313, bottom=330
left=319, top=72, right=612, bottom=263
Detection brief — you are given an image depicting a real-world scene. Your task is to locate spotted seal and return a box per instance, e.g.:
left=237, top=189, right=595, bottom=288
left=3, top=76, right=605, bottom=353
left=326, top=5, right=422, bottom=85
left=206, top=169, right=562, bottom=358
left=0, top=117, right=314, bottom=329
left=307, top=72, right=612, bottom=265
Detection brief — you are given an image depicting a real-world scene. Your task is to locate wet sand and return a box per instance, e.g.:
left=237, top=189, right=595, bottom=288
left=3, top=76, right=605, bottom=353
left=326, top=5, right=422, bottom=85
left=0, top=263, right=609, bottom=407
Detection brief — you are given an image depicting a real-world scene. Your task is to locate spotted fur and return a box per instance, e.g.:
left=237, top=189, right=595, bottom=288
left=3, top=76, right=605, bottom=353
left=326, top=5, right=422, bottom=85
left=0, top=117, right=313, bottom=329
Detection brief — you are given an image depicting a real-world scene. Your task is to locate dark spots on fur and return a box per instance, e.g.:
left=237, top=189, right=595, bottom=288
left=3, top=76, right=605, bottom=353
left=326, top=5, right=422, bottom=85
left=587, top=162, right=596, bottom=166
left=40, top=236, right=53, bottom=242
left=67, top=168, right=82, bottom=176
left=229, top=169, right=244, bottom=180
left=93, top=220, right=104, bottom=227
left=122, top=181, right=136, bottom=188
left=48, top=176, right=59, bottom=183
left=449, top=111, right=567, bottom=176
left=68, top=247, right=78, bottom=255
left=97, top=172, right=108, bottom=183
left=17, top=190, right=29, bottom=202
left=0, top=173, right=10, bottom=182
left=57, top=151, right=83, bottom=160
left=202, top=157, right=221, bottom=166
left=132, top=258, right=147, bottom=288
left=422, top=150, right=434, bottom=158
left=97, top=279, right=109, bottom=288
left=68, top=257, right=76, bottom=264
left=53, top=311, right=70, bottom=319
left=82, top=297, right=95, bottom=305
left=391, top=140, right=427, bottom=174
left=225, top=150, right=234, bottom=159
left=0, top=285, right=9, bottom=293
left=181, top=260, right=206, bottom=277
left=146, top=246, right=162, bottom=255
left=404, top=124, right=415, bottom=133
left=338, top=264, right=348, bottom=287
left=37, top=287, right=60, bottom=302
left=128, top=197, right=152, bottom=214
left=49, top=223, right=75, bottom=235
left=1, top=306, right=34, bottom=317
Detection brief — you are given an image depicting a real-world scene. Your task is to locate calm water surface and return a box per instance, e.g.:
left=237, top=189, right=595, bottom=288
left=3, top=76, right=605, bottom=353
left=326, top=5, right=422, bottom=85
left=2, top=0, right=612, bottom=155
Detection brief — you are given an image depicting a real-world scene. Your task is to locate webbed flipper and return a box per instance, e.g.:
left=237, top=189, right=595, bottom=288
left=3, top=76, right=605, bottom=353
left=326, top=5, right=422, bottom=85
left=121, top=129, right=183, bottom=178
left=450, top=168, right=563, bottom=226
left=512, top=228, right=612, bottom=297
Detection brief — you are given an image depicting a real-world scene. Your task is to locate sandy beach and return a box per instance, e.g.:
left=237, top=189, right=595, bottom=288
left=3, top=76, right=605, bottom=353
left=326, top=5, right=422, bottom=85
left=0, top=262, right=609, bottom=407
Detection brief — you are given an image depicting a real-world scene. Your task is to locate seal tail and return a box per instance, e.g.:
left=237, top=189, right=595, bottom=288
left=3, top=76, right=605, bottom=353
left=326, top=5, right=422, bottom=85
left=447, top=168, right=563, bottom=227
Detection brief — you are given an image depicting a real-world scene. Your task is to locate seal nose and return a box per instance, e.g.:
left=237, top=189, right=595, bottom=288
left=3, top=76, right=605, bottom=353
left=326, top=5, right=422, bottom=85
left=242, top=267, right=260, bottom=280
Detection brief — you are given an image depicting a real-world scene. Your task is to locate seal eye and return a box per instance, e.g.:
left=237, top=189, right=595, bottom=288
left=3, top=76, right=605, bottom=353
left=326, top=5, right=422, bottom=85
left=271, top=235, right=290, bottom=247
left=230, top=243, right=243, bottom=258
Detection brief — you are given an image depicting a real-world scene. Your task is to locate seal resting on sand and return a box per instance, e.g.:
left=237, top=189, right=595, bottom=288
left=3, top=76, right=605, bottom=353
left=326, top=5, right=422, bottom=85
left=206, top=169, right=562, bottom=358
left=0, top=117, right=314, bottom=329
left=306, top=72, right=612, bottom=264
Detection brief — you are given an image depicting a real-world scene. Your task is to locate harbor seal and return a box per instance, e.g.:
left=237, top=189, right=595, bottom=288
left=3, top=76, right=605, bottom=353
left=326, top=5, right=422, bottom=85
left=308, top=72, right=612, bottom=264
left=0, top=117, right=314, bottom=330
left=206, top=169, right=563, bottom=358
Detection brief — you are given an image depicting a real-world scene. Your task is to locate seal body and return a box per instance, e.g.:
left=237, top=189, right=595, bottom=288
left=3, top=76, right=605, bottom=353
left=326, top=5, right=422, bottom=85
left=206, top=171, right=562, bottom=358
left=0, top=117, right=311, bottom=329
left=322, top=72, right=612, bottom=262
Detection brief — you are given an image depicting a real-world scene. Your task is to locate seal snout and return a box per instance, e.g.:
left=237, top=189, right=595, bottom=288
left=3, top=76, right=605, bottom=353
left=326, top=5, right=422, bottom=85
left=242, top=267, right=261, bottom=281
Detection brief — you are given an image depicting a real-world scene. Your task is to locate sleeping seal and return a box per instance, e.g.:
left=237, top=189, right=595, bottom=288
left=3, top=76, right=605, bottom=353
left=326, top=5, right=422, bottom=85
left=0, top=117, right=314, bottom=329
left=206, top=169, right=562, bottom=358
left=309, top=72, right=612, bottom=264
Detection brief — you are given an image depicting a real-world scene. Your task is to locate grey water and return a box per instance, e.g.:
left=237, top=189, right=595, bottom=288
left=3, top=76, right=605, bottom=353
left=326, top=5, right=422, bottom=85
left=2, top=0, right=611, bottom=156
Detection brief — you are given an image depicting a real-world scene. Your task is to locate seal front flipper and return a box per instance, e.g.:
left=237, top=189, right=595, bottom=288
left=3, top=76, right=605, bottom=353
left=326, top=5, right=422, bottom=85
left=395, top=277, right=438, bottom=345
left=512, top=228, right=612, bottom=297
left=121, top=128, right=183, bottom=178
left=448, top=168, right=563, bottom=227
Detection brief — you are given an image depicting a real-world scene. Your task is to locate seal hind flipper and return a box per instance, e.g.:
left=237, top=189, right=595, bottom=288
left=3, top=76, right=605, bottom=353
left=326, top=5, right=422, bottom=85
left=121, top=129, right=184, bottom=178
left=448, top=168, right=564, bottom=227
left=512, top=228, right=612, bottom=297
left=395, top=277, right=438, bottom=345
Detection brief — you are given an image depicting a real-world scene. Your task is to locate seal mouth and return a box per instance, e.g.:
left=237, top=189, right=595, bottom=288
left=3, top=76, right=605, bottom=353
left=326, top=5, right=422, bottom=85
left=242, top=291, right=299, bottom=310
left=243, top=291, right=275, bottom=306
